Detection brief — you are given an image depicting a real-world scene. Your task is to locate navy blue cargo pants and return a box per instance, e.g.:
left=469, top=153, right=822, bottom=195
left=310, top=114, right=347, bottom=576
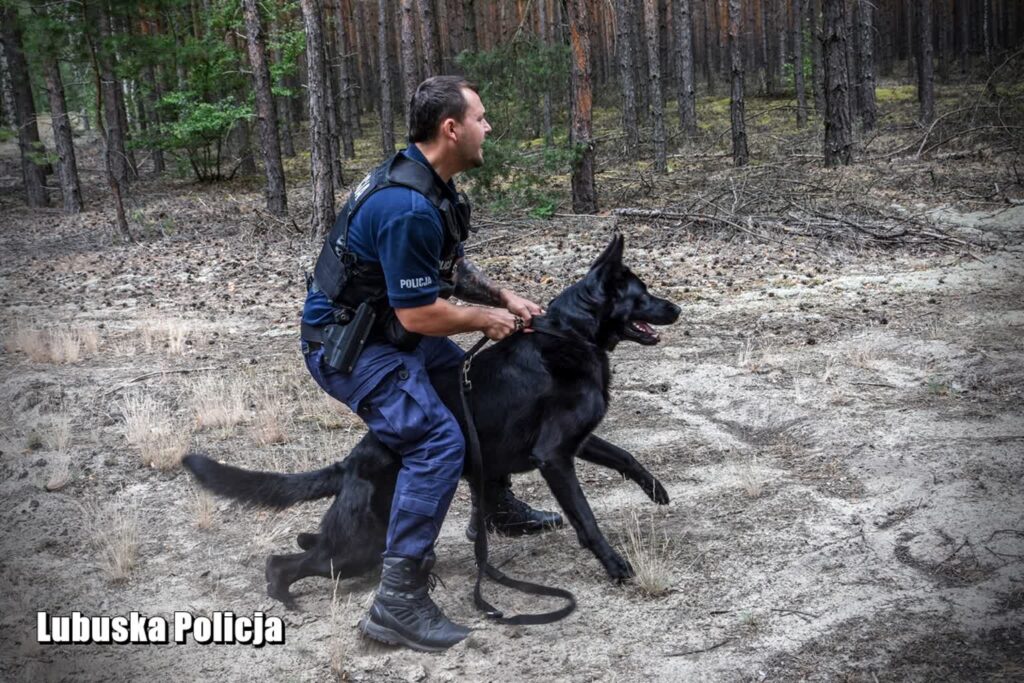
left=303, top=336, right=466, bottom=560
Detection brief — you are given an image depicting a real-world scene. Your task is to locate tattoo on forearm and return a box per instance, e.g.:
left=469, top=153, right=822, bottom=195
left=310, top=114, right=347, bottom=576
left=454, top=259, right=505, bottom=307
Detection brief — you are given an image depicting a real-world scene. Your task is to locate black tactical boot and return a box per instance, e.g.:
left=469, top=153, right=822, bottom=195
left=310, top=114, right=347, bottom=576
left=359, top=554, right=470, bottom=652
left=465, top=477, right=564, bottom=541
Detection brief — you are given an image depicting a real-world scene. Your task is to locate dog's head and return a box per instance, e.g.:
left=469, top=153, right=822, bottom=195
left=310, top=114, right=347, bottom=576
left=575, top=234, right=681, bottom=350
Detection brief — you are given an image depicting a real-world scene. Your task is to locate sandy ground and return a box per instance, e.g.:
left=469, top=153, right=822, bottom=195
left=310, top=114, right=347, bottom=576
left=1, top=168, right=1022, bottom=681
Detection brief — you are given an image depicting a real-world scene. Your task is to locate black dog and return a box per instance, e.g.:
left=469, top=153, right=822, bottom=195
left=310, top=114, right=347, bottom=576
left=184, top=234, right=680, bottom=606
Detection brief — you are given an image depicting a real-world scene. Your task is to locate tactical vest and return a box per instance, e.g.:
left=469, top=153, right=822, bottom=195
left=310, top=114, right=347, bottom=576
left=309, top=152, right=472, bottom=347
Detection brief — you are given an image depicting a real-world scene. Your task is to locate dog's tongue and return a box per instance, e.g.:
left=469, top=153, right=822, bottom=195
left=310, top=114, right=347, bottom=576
left=632, top=321, right=657, bottom=336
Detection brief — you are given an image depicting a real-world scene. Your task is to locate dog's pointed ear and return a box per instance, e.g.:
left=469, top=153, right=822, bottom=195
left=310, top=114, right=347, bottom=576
left=591, top=233, right=625, bottom=271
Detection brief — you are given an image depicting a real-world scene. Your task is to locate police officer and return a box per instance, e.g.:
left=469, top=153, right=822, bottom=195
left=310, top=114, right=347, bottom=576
left=301, top=76, right=561, bottom=652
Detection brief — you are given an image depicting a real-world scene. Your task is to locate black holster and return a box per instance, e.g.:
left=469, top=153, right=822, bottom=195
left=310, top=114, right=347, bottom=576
left=321, top=302, right=376, bottom=373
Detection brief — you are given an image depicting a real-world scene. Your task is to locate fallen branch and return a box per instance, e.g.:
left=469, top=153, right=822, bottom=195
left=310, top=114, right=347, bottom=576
left=664, top=637, right=733, bottom=657
left=102, top=366, right=221, bottom=397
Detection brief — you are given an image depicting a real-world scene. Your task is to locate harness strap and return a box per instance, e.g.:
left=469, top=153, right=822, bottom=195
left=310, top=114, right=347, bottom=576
left=460, top=335, right=577, bottom=626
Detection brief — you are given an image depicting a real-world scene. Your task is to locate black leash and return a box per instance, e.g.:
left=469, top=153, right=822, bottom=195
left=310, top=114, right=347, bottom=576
left=460, top=333, right=577, bottom=625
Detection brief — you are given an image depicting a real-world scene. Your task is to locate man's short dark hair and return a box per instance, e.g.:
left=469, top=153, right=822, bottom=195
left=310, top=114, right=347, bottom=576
left=408, top=76, right=478, bottom=143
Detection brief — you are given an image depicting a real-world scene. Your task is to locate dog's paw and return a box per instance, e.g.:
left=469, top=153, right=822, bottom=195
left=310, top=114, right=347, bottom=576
left=603, top=553, right=635, bottom=582
left=647, top=478, right=670, bottom=505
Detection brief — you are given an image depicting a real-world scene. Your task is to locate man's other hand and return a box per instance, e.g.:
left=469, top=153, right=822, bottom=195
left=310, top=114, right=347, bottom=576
left=501, top=290, right=544, bottom=328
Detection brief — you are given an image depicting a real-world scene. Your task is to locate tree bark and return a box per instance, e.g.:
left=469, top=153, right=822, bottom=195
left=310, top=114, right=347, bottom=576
left=463, top=0, right=478, bottom=53
left=918, top=0, right=935, bottom=124
left=674, top=0, right=698, bottom=138
left=856, top=0, right=876, bottom=132
left=300, top=0, right=336, bottom=234
left=644, top=0, right=667, bottom=172
left=43, top=56, right=83, bottom=213
left=567, top=0, right=597, bottom=213
left=614, top=0, right=641, bottom=157
left=822, top=0, right=852, bottom=166
left=793, top=0, right=808, bottom=127
left=417, top=0, right=442, bottom=77
left=378, top=0, right=396, bottom=155
left=1, top=7, right=49, bottom=207
left=401, top=0, right=418, bottom=124
left=333, top=0, right=358, bottom=154
left=728, top=0, right=749, bottom=166
left=0, top=44, right=15, bottom=128
left=144, top=63, right=165, bottom=174
left=538, top=0, right=553, bottom=144
left=243, top=0, right=288, bottom=216
left=810, top=0, right=825, bottom=114
left=321, top=7, right=343, bottom=188
left=93, top=2, right=131, bottom=187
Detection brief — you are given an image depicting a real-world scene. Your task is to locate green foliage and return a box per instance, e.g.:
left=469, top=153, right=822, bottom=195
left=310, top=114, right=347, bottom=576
left=457, top=39, right=573, bottom=217
left=145, top=91, right=252, bottom=182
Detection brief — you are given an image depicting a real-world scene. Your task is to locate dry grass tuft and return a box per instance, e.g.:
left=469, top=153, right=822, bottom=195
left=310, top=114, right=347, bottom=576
left=119, top=393, right=190, bottom=469
left=48, top=410, right=72, bottom=452
left=190, top=486, right=215, bottom=529
left=141, top=318, right=192, bottom=355
left=83, top=495, right=140, bottom=581
left=248, top=512, right=293, bottom=560
left=76, top=325, right=100, bottom=354
left=191, top=376, right=248, bottom=431
left=4, top=325, right=46, bottom=360
left=328, top=574, right=355, bottom=680
left=252, top=388, right=290, bottom=445
left=45, top=455, right=71, bottom=491
left=622, top=511, right=675, bottom=597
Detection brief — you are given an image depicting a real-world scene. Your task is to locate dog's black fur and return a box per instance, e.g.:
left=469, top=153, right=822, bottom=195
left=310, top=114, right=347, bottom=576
left=184, top=235, right=680, bottom=606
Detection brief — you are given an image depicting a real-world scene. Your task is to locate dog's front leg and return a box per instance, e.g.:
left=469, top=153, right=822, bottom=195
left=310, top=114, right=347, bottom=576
left=532, top=438, right=634, bottom=581
left=577, top=436, right=670, bottom=505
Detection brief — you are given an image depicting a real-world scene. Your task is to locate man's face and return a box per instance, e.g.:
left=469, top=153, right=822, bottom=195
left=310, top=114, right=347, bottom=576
left=453, top=88, right=491, bottom=169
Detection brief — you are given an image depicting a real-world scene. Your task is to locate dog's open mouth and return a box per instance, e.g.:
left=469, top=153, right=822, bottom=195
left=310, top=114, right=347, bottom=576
left=625, top=320, right=661, bottom=345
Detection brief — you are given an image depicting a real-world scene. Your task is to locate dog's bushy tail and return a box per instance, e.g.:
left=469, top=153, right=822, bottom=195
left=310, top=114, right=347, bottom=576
left=183, top=453, right=346, bottom=509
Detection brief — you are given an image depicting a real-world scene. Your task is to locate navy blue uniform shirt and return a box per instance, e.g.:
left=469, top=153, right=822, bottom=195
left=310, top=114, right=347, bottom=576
left=302, top=144, right=464, bottom=327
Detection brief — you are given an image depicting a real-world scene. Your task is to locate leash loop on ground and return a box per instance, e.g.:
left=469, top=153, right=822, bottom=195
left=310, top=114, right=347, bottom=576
left=460, top=332, right=577, bottom=626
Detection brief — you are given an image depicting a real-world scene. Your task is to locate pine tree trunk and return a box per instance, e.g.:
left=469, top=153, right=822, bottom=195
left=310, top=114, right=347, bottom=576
left=463, top=0, right=478, bottom=53
left=539, top=0, right=554, bottom=144
left=417, top=0, right=442, bottom=77
left=810, top=0, right=825, bottom=114
left=822, top=0, right=852, bottom=166
left=856, top=0, right=876, bottom=132
left=333, top=0, right=358, bottom=153
left=401, top=0, right=418, bottom=124
left=958, top=0, right=969, bottom=73
left=567, top=0, right=597, bottom=213
left=243, top=0, right=287, bottom=216
left=1, top=8, right=49, bottom=207
left=614, top=0, right=641, bottom=157
left=703, top=0, right=717, bottom=92
left=378, top=0, right=396, bottom=155
left=793, top=0, right=808, bottom=126
left=320, top=10, right=343, bottom=188
left=94, top=3, right=131, bottom=187
left=675, top=0, right=698, bottom=138
left=644, top=0, right=667, bottom=172
left=144, top=63, right=165, bottom=174
left=918, top=0, right=935, bottom=123
left=728, top=0, right=749, bottom=166
left=43, top=56, right=83, bottom=213
left=906, top=0, right=916, bottom=79
left=0, top=46, right=15, bottom=128
left=301, top=0, right=336, bottom=234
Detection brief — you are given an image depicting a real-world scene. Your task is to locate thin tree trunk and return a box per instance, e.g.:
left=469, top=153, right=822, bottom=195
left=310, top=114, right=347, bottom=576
left=810, top=0, right=825, bottom=114
left=567, top=0, right=597, bottom=213
left=0, top=45, right=15, bottom=128
left=272, top=35, right=297, bottom=158
left=728, top=0, right=748, bottom=166
left=1, top=7, right=48, bottom=207
left=94, top=3, right=131, bottom=187
left=793, top=0, right=808, bottom=126
left=958, top=0, right=969, bottom=73
left=333, top=0, right=357, bottom=153
left=822, top=0, right=852, bottom=166
left=417, top=0, right=442, bottom=77
left=614, top=0, right=641, bottom=157
left=918, top=0, right=935, bottom=123
left=906, top=0, right=917, bottom=79
left=856, top=0, right=876, bottom=132
left=703, top=0, right=717, bottom=92
left=144, top=63, right=165, bottom=174
left=321, top=6, right=343, bottom=188
left=675, top=0, right=698, bottom=138
left=378, top=0, right=396, bottom=155
left=463, top=0, right=478, bottom=53
left=645, top=0, right=667, bottom=171
left=243, top=0, right=287, bottom=216
left=300, top=0, right=336, bottom=234
left=401, top=0, right=418, bottom=124
left=539, top=0, right=553, bottom=144
left=43, top=56, right=82, bottom=213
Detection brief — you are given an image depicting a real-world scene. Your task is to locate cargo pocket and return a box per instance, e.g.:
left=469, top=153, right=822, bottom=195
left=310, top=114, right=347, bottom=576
left=366, top=366, right=433, bottom=454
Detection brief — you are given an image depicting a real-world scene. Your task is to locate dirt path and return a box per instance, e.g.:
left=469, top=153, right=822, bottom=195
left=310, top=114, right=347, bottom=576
left=1, top=194, right=1022, bottom=681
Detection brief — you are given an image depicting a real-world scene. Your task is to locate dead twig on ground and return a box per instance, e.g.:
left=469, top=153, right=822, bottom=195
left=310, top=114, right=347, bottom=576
left=664, top=637, right=733, bottom=657
left=101, top=366, right=221, bottom=397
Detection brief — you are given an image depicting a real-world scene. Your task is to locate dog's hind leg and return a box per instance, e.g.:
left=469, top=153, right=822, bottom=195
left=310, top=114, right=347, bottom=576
left=577, top=436, right=670, bottom=504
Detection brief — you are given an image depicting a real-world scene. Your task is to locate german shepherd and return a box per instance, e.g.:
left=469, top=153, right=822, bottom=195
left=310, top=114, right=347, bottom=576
left=184, top=234, right=680, bottom=606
